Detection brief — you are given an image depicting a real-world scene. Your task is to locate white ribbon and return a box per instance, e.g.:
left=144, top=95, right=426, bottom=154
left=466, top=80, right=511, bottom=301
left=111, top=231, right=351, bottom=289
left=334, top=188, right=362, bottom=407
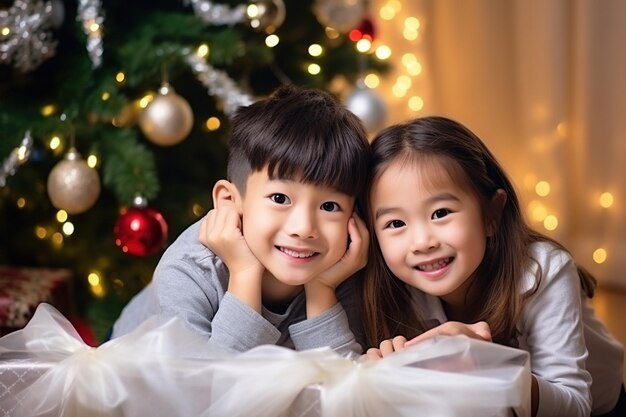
left=0, top=304, right=531, bottom=417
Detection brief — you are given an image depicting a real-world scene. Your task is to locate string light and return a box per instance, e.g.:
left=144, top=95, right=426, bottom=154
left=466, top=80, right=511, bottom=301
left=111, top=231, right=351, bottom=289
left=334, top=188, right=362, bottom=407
left=593, top=248, right=608, bottom=264
left=51, top=232, right=63, bottom=247
left=115, top=71, right=125, bottom=83
left=197, top=44, right=209, bottom=58
left=307, top=63, right=321, bottom=75
left=599, top=192, right=614, bottom=208
left=535, top=181, right=551, bottom=197
left=206, top=117, right=220, bottom=131
left=56, top=210, right=68, bottom=223
left=265, top=34, right=279, bottom=47
left=364, top=73, right=380, bottom=88
left=308, top=44, right=323, bottom=57
left=35, top=226, right=47, bottom=239
left=543, top=214, right=558, bottom=231
left=87, top=154, right=98, bottom=168
left=49, top=135, right=62, bottom=150
left=40, top=104, right=56, bottom=116
left=62, top=222, right=74, bottom=236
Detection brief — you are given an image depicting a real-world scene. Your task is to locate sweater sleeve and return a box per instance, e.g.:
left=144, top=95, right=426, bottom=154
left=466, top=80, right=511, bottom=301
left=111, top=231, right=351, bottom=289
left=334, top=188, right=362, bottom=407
left=288, top=278, right=363, bottom=358
left=211, top=292, right=281, bottom=351
left=146, top=222, right=281, bottom=353
left=520, top=245, right=592, bottom=417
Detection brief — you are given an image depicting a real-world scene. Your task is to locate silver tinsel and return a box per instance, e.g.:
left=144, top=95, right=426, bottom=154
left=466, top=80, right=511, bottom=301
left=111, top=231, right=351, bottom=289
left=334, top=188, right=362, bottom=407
left=0, top=131, right=33, bottom=187
left=185, top=52, right=254, bottom=116
left=0, top=0, right=57, bottom=73
left=77, top=0, right=104, bottom=68
left=184, top=0, right=247, bottom=25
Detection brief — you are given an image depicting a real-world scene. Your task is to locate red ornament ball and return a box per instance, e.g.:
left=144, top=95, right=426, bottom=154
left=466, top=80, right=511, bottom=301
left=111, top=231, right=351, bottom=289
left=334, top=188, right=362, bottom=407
left=349, top=17, right=376, bottom=42
left=114, top=206, right=168, bottom=256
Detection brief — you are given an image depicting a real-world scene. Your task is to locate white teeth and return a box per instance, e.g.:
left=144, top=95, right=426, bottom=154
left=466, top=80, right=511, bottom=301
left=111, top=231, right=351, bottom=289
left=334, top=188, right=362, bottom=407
left=280, top=247, right=316, bottom=258
left=417, top=257, right=451, bottom=271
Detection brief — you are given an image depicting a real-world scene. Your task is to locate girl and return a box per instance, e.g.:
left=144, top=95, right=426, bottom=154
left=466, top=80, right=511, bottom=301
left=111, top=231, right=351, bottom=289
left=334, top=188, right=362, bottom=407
left=362, top=116, right=624, bottom=417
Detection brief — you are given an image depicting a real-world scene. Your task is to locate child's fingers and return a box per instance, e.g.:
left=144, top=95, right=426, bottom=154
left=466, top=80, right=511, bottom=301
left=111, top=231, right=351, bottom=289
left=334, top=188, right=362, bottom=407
left=467, top=321, right=492, bottom=341
left=379, top=339, right=395, bottom=357
left=405, top=321, right=492, bottom=347
left=365, top=347, right=383, bottom=361
left=391, top=335, right=407, bottom=351
left=344, top=215, right=369, bottom=268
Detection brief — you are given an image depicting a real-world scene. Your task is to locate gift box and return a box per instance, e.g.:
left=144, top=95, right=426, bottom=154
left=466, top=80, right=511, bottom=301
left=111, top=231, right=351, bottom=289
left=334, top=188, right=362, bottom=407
left=0, top=304, right=531, bottom=417
left=0, top=266, right=73, bottom=336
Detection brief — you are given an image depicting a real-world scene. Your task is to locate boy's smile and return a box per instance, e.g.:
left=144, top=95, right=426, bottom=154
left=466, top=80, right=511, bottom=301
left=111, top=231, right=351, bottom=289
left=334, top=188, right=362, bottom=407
left=238, top=168, right=355, bottom=294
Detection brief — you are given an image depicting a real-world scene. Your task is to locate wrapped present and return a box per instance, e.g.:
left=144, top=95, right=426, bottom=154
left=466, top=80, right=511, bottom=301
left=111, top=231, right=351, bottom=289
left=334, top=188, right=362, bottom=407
left=0, top=266, right=73, bottom=335
left=0, top=304, right=531, bottom=417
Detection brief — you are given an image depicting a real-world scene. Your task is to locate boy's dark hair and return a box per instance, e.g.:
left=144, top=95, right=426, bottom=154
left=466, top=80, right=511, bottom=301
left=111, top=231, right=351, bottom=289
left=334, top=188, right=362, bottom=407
left=227, top=84, right=370, bottom=197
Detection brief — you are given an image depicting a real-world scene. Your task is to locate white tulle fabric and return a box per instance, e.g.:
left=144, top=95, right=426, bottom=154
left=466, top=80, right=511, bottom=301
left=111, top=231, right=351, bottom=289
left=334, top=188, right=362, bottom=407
left=0, top=304, right=531, bottom=417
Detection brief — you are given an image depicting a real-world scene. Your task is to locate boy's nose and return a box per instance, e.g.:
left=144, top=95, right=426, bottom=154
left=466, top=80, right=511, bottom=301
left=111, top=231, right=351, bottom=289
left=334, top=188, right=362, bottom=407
left=285, top=207, right=318, bottom=239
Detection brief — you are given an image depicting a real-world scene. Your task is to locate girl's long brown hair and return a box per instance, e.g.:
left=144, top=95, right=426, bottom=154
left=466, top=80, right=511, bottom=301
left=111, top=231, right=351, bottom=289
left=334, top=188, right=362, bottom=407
left=362, top=116, right=596, bottom=347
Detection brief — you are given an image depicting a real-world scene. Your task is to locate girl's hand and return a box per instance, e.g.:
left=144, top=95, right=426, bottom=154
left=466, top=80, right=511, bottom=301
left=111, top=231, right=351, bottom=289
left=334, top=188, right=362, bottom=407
left=199, top=204, right=264, bottom=311
left=304, top=214, right=368, bottom=318
left=405, top=321, right=492, bottom=347
left=365, top=335, right=408, bottom=360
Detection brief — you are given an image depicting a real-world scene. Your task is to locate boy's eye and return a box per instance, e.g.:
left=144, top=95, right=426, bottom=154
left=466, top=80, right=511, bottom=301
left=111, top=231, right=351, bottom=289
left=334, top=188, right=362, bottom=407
left=432, top=208, right=451, bottom=219
left=321, top=201, right=340, bottom=212
left=386, top=220, right=406, bottom=229
left=270, top=193, right=290, bottom=204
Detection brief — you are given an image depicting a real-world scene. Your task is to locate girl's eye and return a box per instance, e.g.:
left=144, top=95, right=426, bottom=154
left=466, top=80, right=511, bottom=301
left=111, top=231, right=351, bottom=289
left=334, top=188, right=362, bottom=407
left=321, top=201, right=340, bottom=212
left=386, top=220, right=406, bottom=229
left=270, top=193, right=290, bottom=204
left=432, top=208, right=450, bottom=219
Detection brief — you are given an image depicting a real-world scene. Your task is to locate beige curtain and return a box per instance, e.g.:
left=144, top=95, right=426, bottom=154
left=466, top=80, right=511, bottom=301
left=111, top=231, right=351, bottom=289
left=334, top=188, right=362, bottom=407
left=373, top=0, right=626, bottom=288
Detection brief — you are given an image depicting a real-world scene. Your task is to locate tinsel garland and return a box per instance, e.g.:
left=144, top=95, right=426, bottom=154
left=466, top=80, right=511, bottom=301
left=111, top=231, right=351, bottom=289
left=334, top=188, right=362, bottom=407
left=76, top=0, right=104, bottom=68
left=0, top=0, right=57, bottom=73
left=185, top=51, right=254, bottom=116
left=0, top=131, right=33, bottom=187
left=184, top=0, right=247, bottom=25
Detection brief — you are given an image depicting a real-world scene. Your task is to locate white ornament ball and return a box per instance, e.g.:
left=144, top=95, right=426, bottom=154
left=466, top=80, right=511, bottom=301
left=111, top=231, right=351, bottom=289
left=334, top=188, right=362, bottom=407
left=312, top=0, right=366, bottom=33
left=139, top=83, right=194, bottom=146
left=345, top=85, right=388, bottom=133
left=47, top=148, right=101, bottom=215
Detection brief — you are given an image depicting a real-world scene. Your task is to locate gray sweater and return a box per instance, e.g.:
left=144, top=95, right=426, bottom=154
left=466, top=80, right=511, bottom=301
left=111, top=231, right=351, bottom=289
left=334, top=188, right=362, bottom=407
left=112, top=220, right=364, bottom=357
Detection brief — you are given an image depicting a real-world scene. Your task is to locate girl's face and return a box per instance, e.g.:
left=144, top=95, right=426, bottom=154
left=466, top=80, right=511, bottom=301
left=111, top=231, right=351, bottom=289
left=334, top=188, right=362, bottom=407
left=370, top=158, right=489, bottom=308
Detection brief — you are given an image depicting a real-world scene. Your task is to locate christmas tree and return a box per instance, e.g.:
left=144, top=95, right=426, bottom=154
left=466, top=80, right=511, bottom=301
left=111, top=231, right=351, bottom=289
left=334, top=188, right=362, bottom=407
left=0, top=0, right=388, bottom=341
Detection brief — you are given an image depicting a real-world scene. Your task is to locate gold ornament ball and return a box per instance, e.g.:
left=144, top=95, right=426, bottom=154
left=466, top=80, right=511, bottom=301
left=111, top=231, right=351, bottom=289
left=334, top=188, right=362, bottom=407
left=47, top=148, right=101, bottom=215
left=139, top=84, right=194, bottom=146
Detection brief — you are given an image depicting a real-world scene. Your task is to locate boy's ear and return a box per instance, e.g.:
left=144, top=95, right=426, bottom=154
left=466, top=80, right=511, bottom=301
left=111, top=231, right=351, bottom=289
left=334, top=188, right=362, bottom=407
left=486, top=189, right=507, bottom=236
left=212, top=179, right=243, bottom=214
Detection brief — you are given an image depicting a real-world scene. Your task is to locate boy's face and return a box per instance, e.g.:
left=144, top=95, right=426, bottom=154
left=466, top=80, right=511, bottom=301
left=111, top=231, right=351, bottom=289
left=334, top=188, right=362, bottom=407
left=238, top=167, right=355, bottom=288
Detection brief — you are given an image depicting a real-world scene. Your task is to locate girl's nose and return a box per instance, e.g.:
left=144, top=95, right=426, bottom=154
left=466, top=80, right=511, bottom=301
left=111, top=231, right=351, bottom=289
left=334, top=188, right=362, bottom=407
left=409, top=226, right=439, bottom=253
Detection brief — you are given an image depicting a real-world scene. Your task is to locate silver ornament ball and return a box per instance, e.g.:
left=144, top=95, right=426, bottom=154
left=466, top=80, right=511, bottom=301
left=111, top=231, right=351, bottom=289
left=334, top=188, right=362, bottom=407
left=312, top=0, right=366, bottom=33
left=345, top=86, right=388, bottom=133
left=247, top=0, right=286, bottom=31
left=139, top=84, right=194, bottom=146
left=47, top=148, right=101, bottom=215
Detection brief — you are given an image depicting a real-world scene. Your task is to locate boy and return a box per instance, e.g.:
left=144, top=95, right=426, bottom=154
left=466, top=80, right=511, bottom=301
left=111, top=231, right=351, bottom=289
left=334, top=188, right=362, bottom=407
left=112, top=85, right=371, bottom=357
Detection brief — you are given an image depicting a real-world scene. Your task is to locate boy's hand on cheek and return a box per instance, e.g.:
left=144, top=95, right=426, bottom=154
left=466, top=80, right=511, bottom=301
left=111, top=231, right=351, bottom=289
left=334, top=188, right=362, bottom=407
left=304, top=214, right=369, bottom=317
left=199, top=204, right=264, bottom=311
